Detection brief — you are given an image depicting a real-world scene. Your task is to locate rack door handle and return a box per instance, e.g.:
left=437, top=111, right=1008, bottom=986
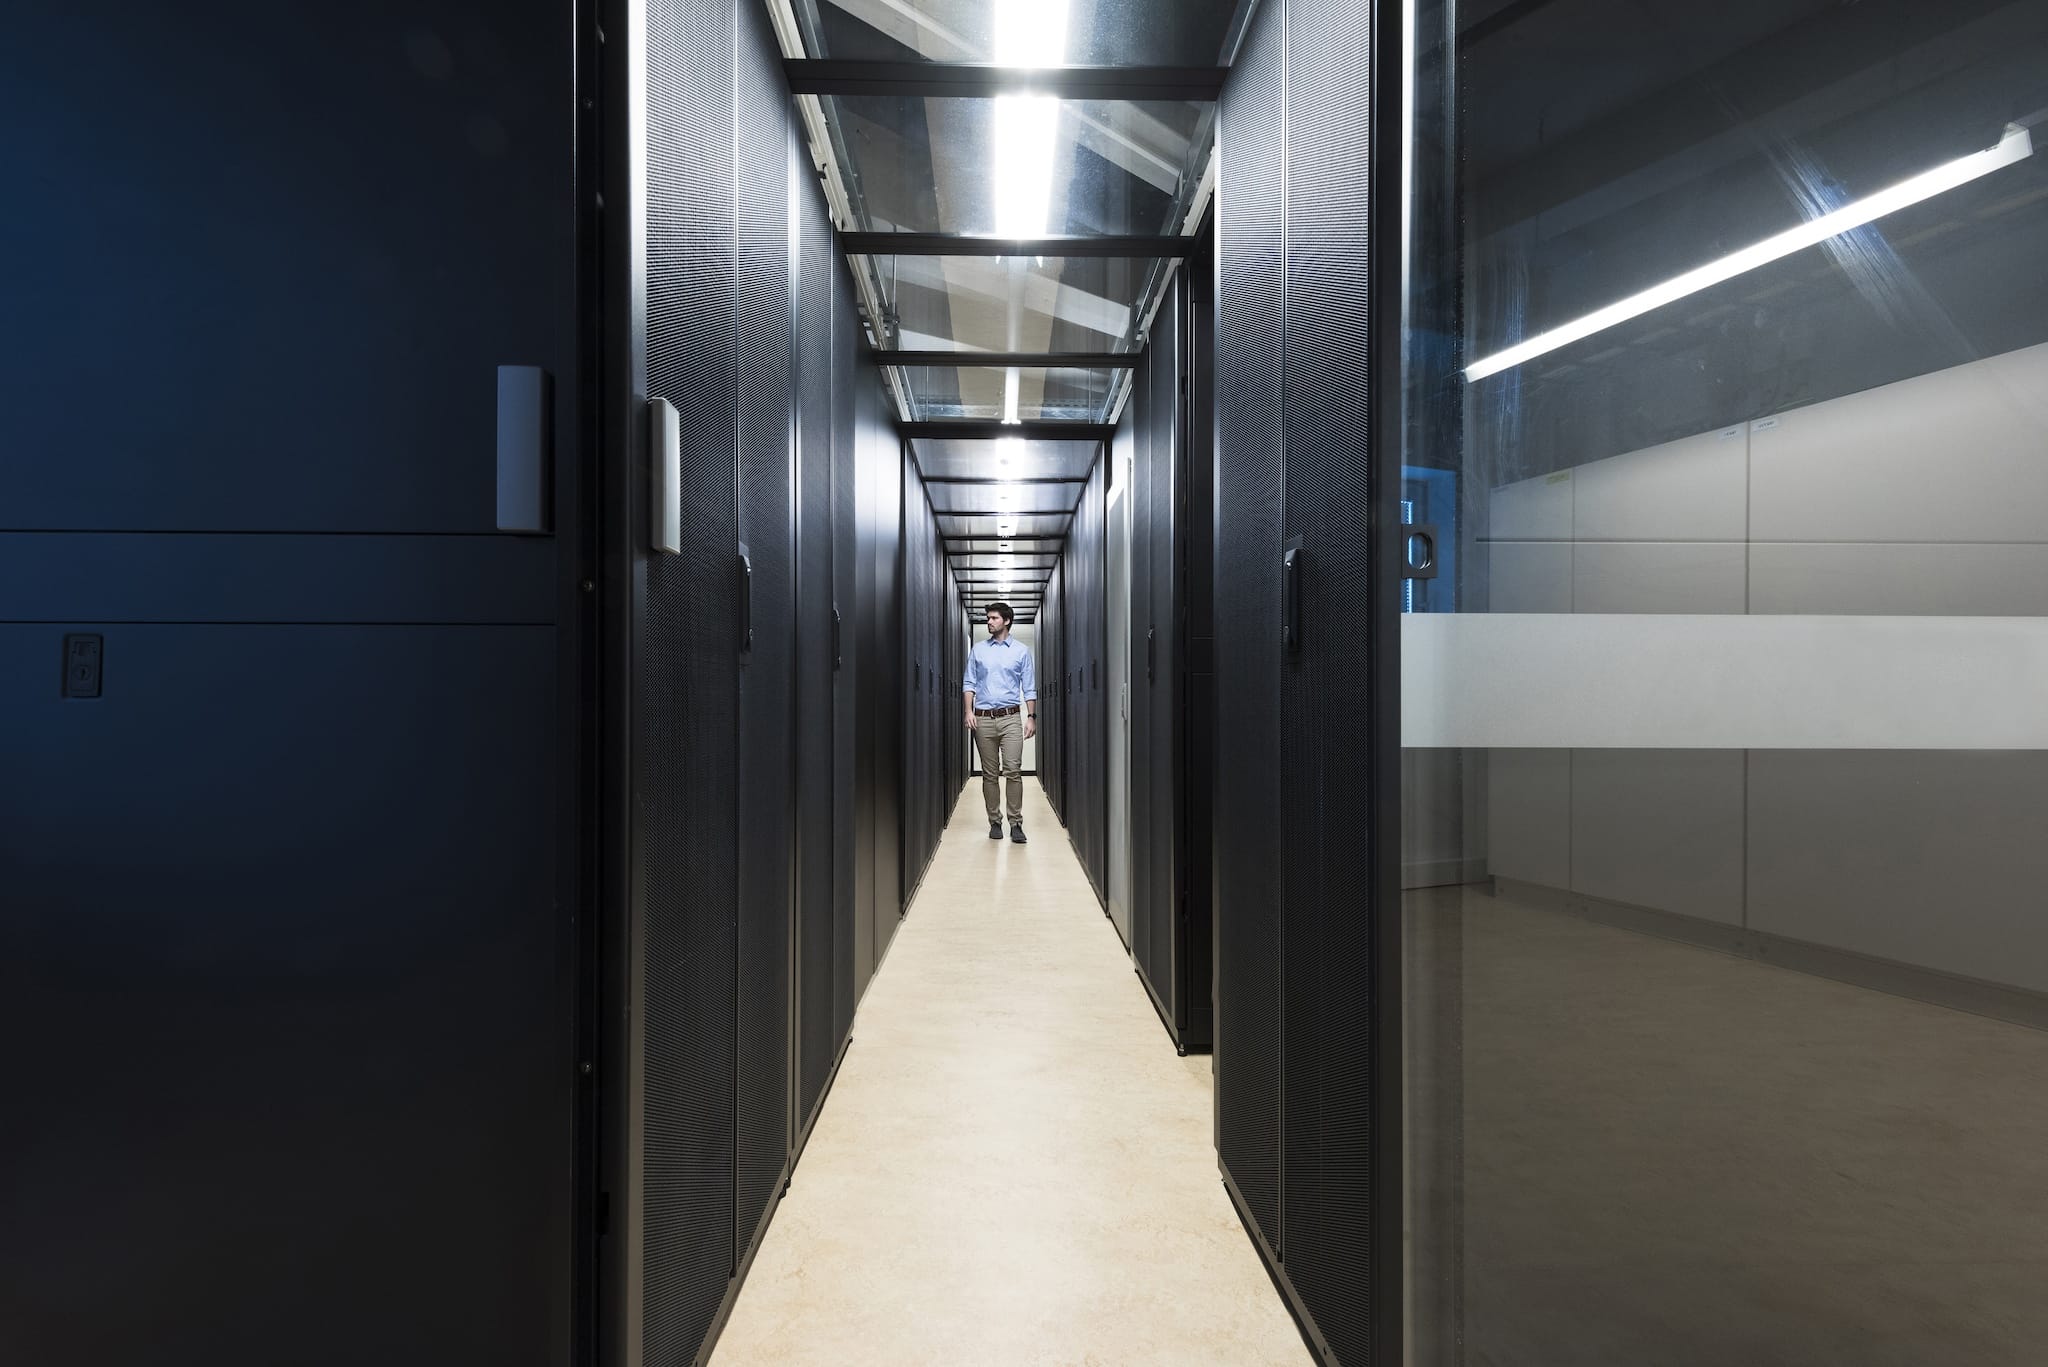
left=1147, top=626, right=1156, bottom=684
left=1402, top=524, right=1440, bottom=581
left=496, top=366, right=553, bottom=533
left=648, top=396, right=680, bottom=553
left=738, top=548, right=753, bottom=653
left=832, top=606, right=843, bottom=670
left=1283, top=543, right=1302, bottom=655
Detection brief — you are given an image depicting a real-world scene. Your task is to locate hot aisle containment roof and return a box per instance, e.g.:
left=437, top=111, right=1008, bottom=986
left=764, top=0, right=1248, bottom=590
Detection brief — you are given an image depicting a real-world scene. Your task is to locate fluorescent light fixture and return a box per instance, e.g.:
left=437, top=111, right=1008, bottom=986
left=1464, top=124, right=2035, bottom=382
left=992, top=0, right=1069, bottom=241
left=1001, top=367, right=1022, bottom=425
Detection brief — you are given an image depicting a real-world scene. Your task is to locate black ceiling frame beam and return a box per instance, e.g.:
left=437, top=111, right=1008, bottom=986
left=932, top=510, right=1078, bottom=519
left=937, top=510, right=1076, bottom=525
left=847, top=232, right=1196, bottom=258
left=873, top=350, right=1139, bottom=369
left=902, top=420, right=1114, bottom=441
left=785, top=60, right=1226, bottom=101
left=923, top=476, right=1086, bottom=486
left=945, top=534, right=1067, bottom=543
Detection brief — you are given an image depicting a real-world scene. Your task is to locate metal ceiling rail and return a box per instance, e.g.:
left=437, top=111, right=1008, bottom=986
left=923, top=476, right=1085, bottom=486
left=846, top=232, right=1195, bottom=258
left=784, top=60, right=1227, bottom=101
left=901, top=420, right=1114, bottom=440
left=944, top=534, right=1067, bottom=543
left=872, top=350, right=1139, bottom=369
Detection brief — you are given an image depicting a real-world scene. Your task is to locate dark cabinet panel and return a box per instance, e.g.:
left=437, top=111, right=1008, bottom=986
left=1214, top=0, right=1289, bottom=1260
left=2, top=0, right=578, bottom=535
left=1213, top=0, right=1391, bottom=1361
left=0, top=624, right=568, bottom=1365
left=636, top=0, right=741, bottom=1358
left=733, top=0, right=797, bottom=1267
left=796, top=128, right=840, bottom=1135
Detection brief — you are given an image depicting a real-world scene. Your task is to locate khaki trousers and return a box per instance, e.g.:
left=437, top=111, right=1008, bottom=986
left=974, top=710, right=1025, bottom=825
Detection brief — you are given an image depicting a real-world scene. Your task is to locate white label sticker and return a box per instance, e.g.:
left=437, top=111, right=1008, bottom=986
left=1752, top=416, right=1782, bottom=433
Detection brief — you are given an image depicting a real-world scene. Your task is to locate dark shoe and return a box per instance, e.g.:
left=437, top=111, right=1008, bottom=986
left=1009, top=824, right=1028, bottom=844
left=989, top=821, right=1004, bottom=840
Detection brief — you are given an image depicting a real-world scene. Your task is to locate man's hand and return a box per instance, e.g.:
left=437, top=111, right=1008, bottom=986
left=965, top=712, right=979, bottom=731
left=1024, top=714, right=1037, bottom=741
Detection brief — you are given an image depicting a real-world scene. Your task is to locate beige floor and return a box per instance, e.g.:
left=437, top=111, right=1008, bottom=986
left=711, top=782, right=1310, bottom=1367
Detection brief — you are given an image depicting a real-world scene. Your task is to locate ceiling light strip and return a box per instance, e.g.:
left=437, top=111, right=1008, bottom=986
left=1465, top=124, right=2035, bottom=382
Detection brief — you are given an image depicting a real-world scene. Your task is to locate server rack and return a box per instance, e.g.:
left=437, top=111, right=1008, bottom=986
left=609, top=2, right=900, bottom=1362
left=1211, top=0, right=1405, bottom=1362
left=1059, top=454, right=1111, bottom=898
left=1128, top=232, right=1218, bottom=1056
left=6, top=2, right=594, bottom=1361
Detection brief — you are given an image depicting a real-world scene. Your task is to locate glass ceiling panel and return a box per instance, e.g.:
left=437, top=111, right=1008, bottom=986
left=950, top=549, right=1064, bottom=565
left=855, top=253, right=1161, bottom=353
left=950, top=548, right=1064, bottom=564
left=800, top=0, right=1244, bottom=66
left=825, top=96, right=1213, bottom=237
left=892, top=365, right=1122, bottom=422
left=938, top=511, right=1072, bottom=537
left=925, top=480, right=1081, bottom=515
left=914, top=437, right=1099, bottom=481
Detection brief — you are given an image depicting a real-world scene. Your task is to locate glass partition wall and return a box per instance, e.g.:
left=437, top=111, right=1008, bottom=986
left=1401, top=1, right=2048, bottom=1363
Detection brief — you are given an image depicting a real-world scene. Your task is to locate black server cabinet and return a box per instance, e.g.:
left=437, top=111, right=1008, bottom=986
left=3, top=2, right=588, bottom=1362
left=1041, top=561, right=1066, bottom=823
left=900, top=451, right=951, bottom=905
left=795, top=141, right=848, bottom=1142
left=828, top=259, right=862, bottom=1057
left=857, top=385, right=904, bottom=966
left=1211, top=0, right=1402, bottom=1363
left=617, top=3, right=862, bottom=1362
left=732, top=28, right=798, bottom=1274
left=1130, top=248, right=1217, bottom=1056
left=629, top=0, right=742, bottom=1361
left=1060, top=454, right=1109, bottom=898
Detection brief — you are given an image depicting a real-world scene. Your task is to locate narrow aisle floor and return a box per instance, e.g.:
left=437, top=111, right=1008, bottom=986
left=712, top=781, right=1309, bottom=1367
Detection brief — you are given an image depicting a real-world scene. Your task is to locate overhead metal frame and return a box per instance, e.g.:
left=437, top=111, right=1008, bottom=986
left=871, top=350, right=1140, bottom=369
left=784, top=60, right=1227, bottom=101
left=846, top=233, right=1198, bottom=258
left=900, top=420, right=1115, bottom=441
left=922, top=476, right=1086, bottom=486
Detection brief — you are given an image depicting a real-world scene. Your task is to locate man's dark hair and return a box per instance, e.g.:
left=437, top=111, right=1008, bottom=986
left=986, top=602, right=1015, bottom=626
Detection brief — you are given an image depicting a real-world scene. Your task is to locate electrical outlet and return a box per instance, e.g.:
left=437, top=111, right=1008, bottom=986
left=62, top=634, right=102, bottom=698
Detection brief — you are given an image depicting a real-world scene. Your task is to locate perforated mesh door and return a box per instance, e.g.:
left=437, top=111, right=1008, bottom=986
left=641, top=0, right=739, bottom=1356
left=796, top=148, right=837, bottom=1130
left=1130, top=371, right=1156, bottom=964
left=734, top=1, right=795, bottom=1260
left=1147, top=290, right=1182, bottom=1011
left=831, top=259, right=860, bottom=1045
left=1213, top=0, right=1287, bottom=1256
left=1278, top=0, right=1379, bottom=1356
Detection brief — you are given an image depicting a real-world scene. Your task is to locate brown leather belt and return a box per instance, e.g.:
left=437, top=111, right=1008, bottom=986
left=975, top=705, right=1022, bottom=717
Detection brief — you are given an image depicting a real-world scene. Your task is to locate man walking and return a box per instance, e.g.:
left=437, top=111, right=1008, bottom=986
left=963, top=602, right=1036, bottom=843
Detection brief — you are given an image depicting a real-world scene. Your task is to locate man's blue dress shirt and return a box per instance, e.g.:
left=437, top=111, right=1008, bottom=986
left=963, top=636, right=1037, bottom=709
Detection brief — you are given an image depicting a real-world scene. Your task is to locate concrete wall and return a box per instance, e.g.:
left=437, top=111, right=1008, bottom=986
left=1477, top=340, right=2048, bottom=994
